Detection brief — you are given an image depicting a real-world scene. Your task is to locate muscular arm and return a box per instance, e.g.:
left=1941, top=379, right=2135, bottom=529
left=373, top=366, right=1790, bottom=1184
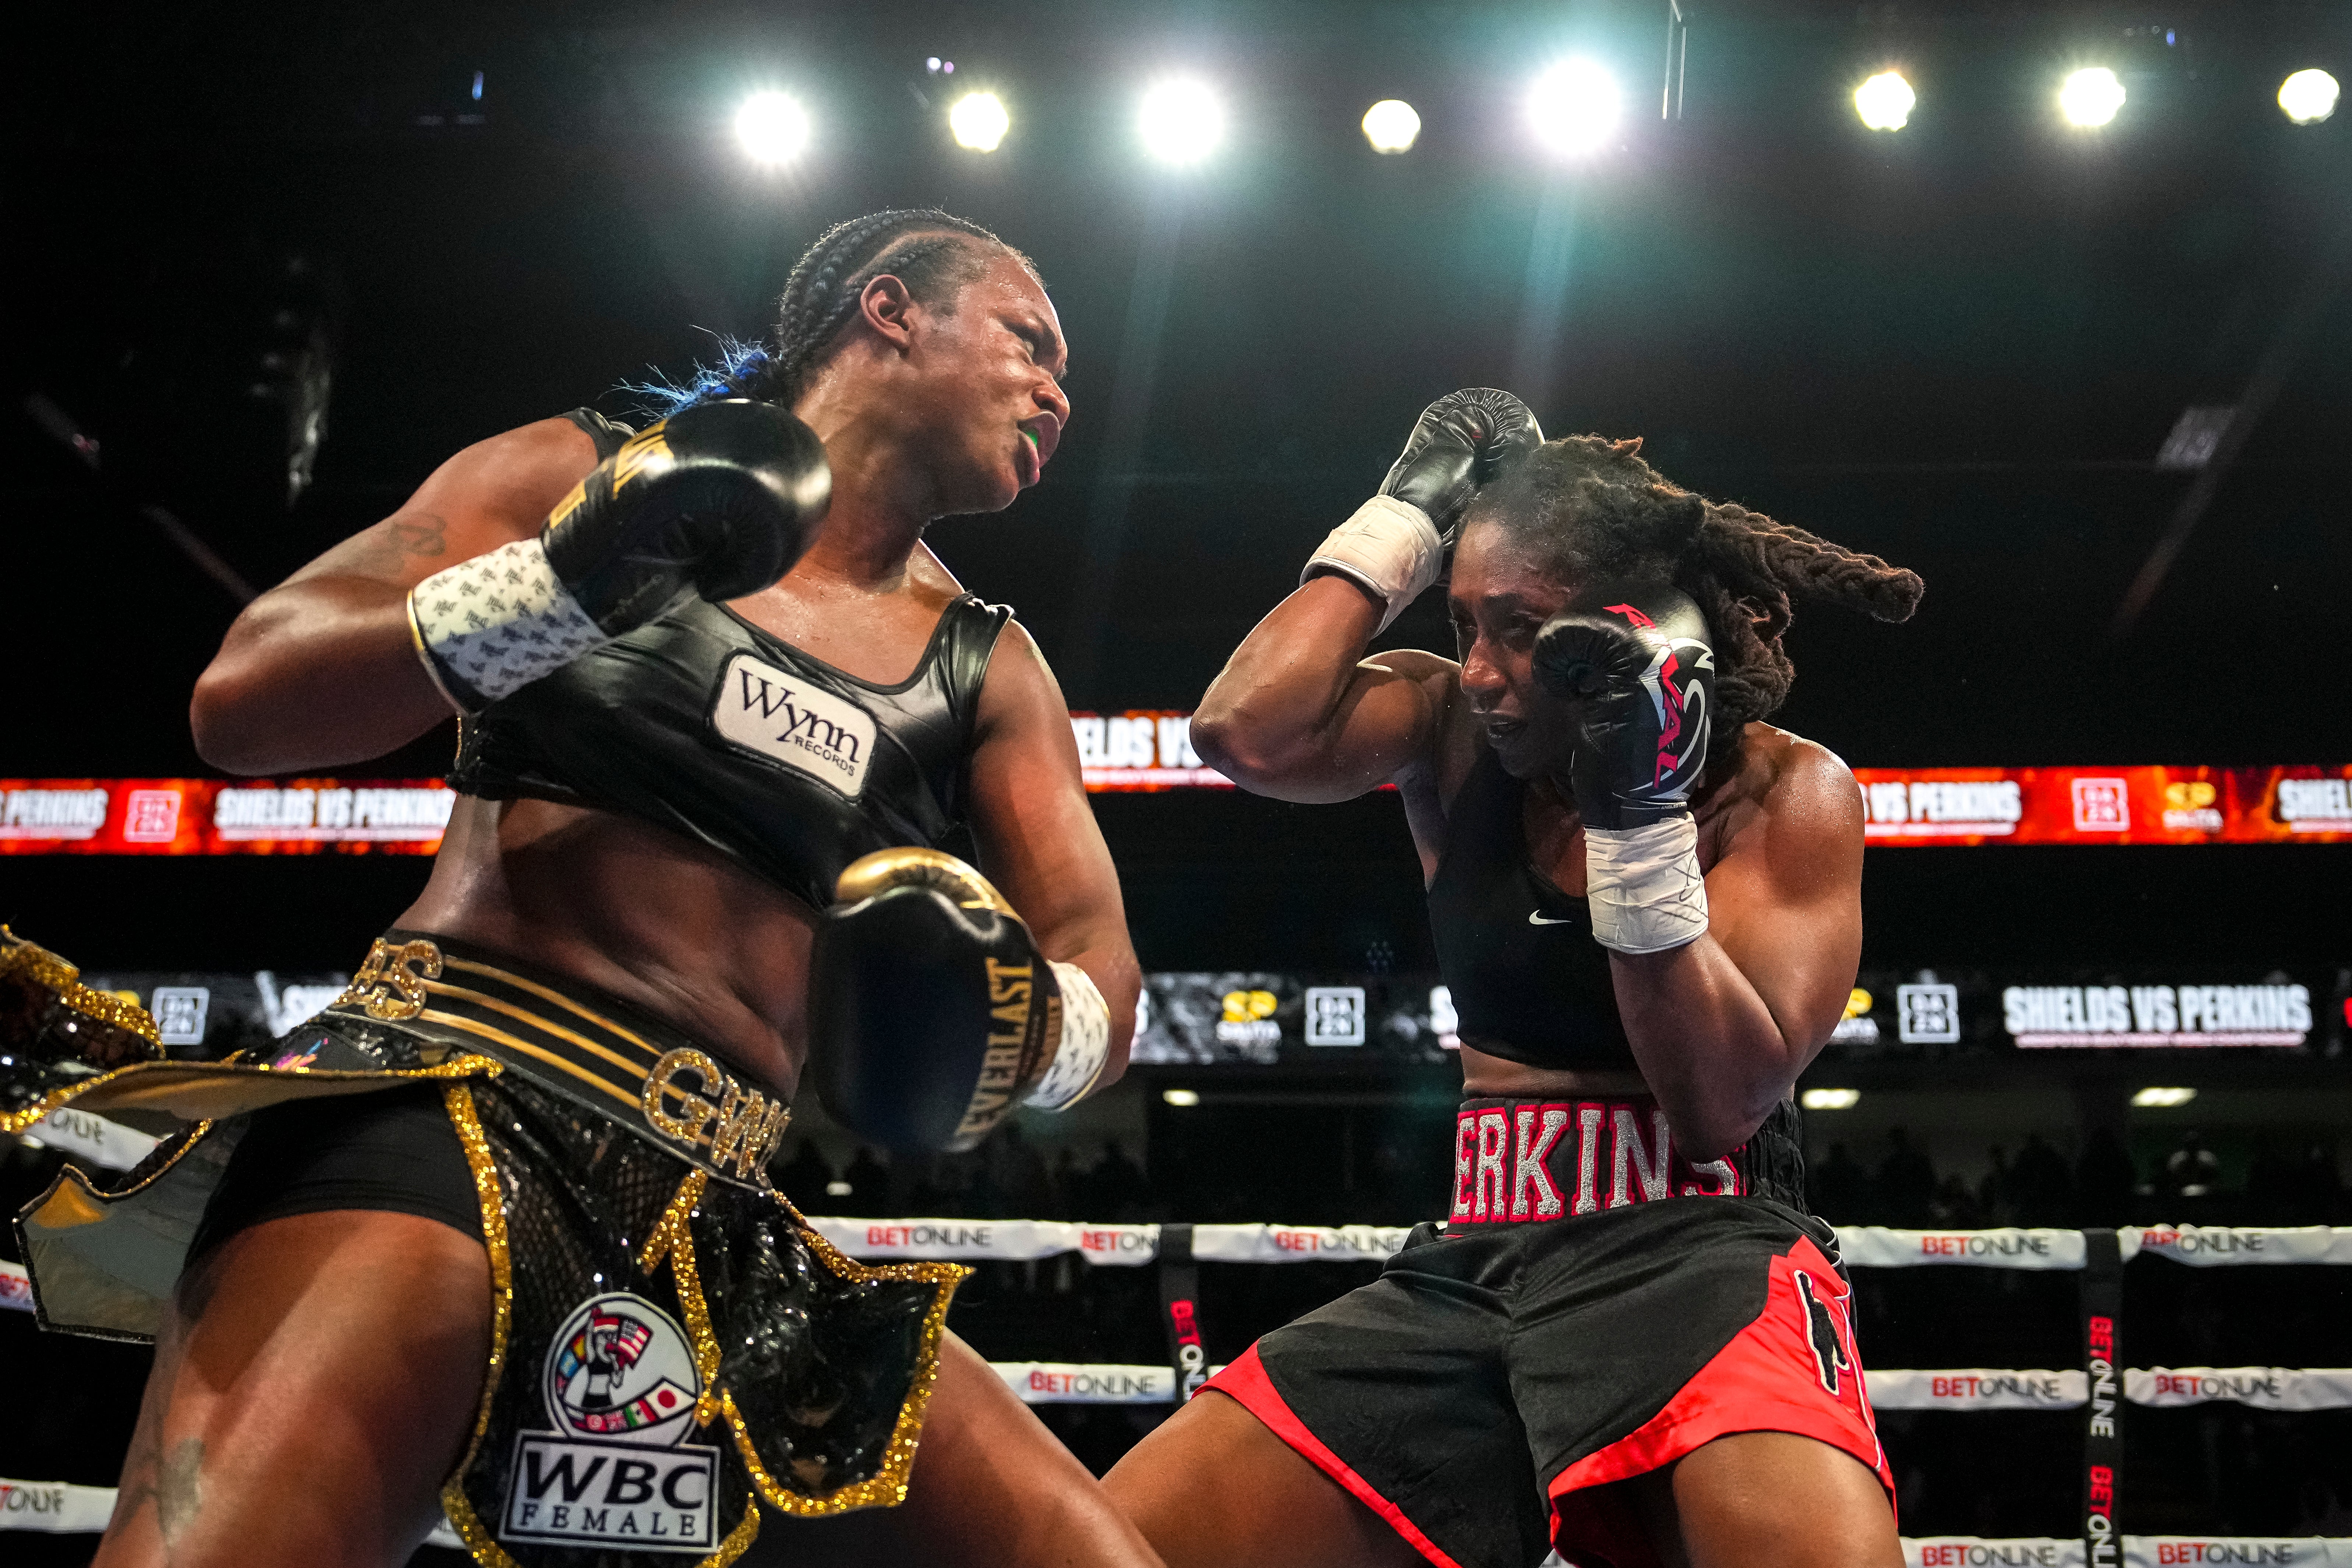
left=964, top=622, right=1144, bottom=1083
left=189, top=417, right=598, bottom=774
left=1190, top=577, right=1457, bottom=803
left=1611, top=744, right=1866, bottom=1160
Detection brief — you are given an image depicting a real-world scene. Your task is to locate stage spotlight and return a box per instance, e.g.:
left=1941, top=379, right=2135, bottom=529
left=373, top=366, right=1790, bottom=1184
left=2279, top=68, right=2340, bottom=124
left=1162, top=1088, right=1201, bottom=1107
left=1800, top=1088, right=1862, bottom=1111
left=2059, top=67, right=2125, bottom=128
left=1853, top=70, right=1915, bottom=131
left=1138, top=77, right=1225, bottom=166
left=735, top=91, right=811, bottom=164
left=1526, top=58, right=1623, bottom=157
left=2131, top=1086, right=2197, bottom=1108
left=950, top=91, right=1010, bottom=151
left=1362, top=98, right=1421, bottom=153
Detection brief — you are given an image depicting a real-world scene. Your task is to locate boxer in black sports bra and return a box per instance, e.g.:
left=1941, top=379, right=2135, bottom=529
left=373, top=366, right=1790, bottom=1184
left=1105, top=394, right=1924, bottom=1568
left=15, top=210, right=1162, bottom=1568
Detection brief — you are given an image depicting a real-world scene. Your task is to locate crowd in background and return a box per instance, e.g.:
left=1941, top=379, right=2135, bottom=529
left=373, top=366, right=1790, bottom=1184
left=774, top=1123, right=1157, bottom=1224
left=769, top=1121, right=2351, bottom=1230
left=1807, top=1127, right=2351, bottom=1229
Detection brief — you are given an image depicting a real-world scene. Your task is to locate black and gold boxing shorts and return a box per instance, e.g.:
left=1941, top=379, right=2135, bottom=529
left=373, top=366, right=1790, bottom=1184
left=3, top=930, right=964, bottom=1568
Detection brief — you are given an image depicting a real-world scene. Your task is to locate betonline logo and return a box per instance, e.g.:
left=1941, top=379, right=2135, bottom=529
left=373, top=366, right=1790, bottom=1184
left=2152, top=1545, right=2309, bottom=1563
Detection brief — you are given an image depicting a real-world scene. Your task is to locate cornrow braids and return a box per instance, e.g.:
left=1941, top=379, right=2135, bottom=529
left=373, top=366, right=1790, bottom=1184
left=1465, top=434, right=1924, bottom=761
left=632, top=208, right=1035, bottom=415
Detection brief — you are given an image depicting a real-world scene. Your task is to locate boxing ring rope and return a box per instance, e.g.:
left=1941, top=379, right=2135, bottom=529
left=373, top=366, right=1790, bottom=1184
left=6, top=1219, right=2350, bottom=1560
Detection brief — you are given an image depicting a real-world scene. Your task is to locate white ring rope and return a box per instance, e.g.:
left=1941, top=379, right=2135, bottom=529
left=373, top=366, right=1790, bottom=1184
left=20, top=1111, right=2352, bottom=1268
left=5, top=1220, right=2348, bottom=1537
left=1, top=1477, right=2344, bottom=1568
left=798, top=1220, right=2352, bottom=1268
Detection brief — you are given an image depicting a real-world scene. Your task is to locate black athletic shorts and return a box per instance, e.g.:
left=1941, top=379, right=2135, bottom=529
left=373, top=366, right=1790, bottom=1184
left=1204, top=1097, right=1892, bottom=1568
left=187, top=1083, right=480, bottom=1264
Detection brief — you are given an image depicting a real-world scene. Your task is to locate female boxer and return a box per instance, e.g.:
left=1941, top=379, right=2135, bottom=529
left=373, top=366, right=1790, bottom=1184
left=8, top=211, right=1157, bottom=1568
left=1105, top=394, right=1923, bottom=1568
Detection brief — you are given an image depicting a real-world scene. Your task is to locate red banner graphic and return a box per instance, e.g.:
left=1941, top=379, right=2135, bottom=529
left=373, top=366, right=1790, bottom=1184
left=1850, top=764, right=2352, bottom=846
left=2, top=757, right=2346, bottom=852
left=1071, top=711, right=1235, bottom=793
left=0, top=779, right=454, bottom=856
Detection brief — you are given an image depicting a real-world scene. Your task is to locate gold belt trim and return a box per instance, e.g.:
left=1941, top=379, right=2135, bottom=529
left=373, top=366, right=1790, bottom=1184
left=438, top=956, right=667, bottom=1064
left=330, top=935, right=791, bottom=1188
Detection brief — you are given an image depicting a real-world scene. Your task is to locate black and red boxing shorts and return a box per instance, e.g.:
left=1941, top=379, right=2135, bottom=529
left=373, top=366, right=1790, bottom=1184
left=1202, top=1097, right=1891, bottom=1568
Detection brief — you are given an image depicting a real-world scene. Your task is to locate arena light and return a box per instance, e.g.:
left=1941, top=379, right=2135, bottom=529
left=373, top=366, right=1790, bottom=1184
left=735, top=91, right=811, bottom=164
left=2278, top=68, right=2340, bottom=125
left=1853, top=70, right=1915, bottom=131
left=1162, top=1088, right=1201, bottom=1107
left=950, top=91, right=1010, bottom=151
left=2059, top=67, right=2125, bottom=128
left=1137, top=77, right=1225, bottom=167
left=1800, top=1088, right=1862, bottom=1111
left=1526, top=57, right=1623, bottom=156
left=1362, top=98, right=1421, bottom=153
left=2131, top=1086, right=2198, bottom=1108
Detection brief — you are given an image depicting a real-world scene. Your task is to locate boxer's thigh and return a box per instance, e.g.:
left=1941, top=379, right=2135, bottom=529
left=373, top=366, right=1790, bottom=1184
left=1629, top=1431, right=1901, bottom=1568
left=745, top=1332, right=1163, bottom=1568
left=1104, top=1388, right=1432, bottom=1568
left=96, top=1208, right=493, bottom=1568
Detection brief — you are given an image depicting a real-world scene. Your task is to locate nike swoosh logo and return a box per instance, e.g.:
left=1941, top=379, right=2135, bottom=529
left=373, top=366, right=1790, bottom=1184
left=1528, top=911, right=1578, bottom=926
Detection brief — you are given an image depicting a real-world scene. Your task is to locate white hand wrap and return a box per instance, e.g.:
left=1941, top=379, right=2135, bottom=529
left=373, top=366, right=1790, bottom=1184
left=1301, top=494, right=1443, bottom=633
left=1585, top=815, right=1709, bottom=955
left=1025, top=960, right=1112, bottom=1111
left=405, top=538, right=609, bottom=711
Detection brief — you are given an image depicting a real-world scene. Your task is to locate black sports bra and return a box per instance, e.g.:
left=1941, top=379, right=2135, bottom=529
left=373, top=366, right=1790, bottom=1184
left=1424, top=747, right=1637, bottom=1072
left=447, top=408, right=1010, bottom=910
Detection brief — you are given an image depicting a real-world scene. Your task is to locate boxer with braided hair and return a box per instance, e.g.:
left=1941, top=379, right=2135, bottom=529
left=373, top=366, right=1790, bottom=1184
left=1470, top=432, right=1923, bottom=763
left=654, top=208, right=1035, bottom=410
left=22, top=211, right=1155, bottom=1568
left=1110, top=395, right=1919, bottom=1568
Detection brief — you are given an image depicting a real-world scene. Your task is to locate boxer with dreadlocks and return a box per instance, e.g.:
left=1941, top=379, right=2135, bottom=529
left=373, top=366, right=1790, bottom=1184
left=9, top=209, right=1159, bottom=1568
left=1107, top=393, right=1923, bottom=1568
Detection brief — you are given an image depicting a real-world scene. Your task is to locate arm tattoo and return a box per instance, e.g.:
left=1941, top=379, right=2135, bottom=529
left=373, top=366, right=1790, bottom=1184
left=117, top=1435, right=205, bottom=1546
left=346, top=511, right=450, bottom=574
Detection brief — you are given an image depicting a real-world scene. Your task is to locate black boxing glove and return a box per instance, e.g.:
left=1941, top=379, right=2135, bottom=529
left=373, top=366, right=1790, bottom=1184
left=1303, top=388, right=1542, bottom=633
left=408, top=399, right=831, bottom=712
left=808, top=849, right=1113, bottom=1154
left=1532, top=582, right=1715, bottom=954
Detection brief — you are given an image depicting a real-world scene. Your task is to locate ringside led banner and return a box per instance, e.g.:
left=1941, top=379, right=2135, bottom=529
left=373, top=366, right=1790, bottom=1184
left=1850, top=764, right=2352, bottom=845
left=3, top=746, right=2348, bottom=852
left=0, top=779, right=454, bottom=856
left=39, top=965, right=2344, bottom=1066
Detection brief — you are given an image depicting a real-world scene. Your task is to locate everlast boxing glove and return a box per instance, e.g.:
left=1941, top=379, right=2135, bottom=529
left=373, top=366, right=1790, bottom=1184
left=1303, top=388, right=1543, bottom=633
left=408, top=399, right=831, bottom=712
left=808, top=849, right=1113, bottom=1154
left=1531, top=582, right=1717, bottom=955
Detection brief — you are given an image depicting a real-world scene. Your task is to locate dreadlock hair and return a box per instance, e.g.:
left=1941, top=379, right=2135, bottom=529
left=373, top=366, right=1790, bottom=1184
left=634, top=208, right=1036, bottom=414
left=1465, top=434, right=1924, bottom=762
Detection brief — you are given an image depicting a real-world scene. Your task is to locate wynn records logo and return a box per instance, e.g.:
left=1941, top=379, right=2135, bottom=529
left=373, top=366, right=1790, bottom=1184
left=501, top=1292, right=719, bottom=1552
left=710, top=651, right=877, bottom=799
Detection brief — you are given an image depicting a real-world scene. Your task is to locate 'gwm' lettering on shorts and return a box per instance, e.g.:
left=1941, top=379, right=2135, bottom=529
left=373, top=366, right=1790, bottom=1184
left=1450, top=1097, right=1745, bottom=1222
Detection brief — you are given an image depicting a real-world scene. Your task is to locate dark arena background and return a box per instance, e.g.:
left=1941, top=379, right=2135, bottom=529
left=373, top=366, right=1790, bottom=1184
left=5, top=1, right=2351, bottom=1562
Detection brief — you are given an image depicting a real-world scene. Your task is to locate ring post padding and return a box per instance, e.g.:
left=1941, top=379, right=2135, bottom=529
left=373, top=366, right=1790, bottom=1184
left=2081, top=1229, right=2125, bottom=1568
left=1157, top=1222, right=1209, bottom=1402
